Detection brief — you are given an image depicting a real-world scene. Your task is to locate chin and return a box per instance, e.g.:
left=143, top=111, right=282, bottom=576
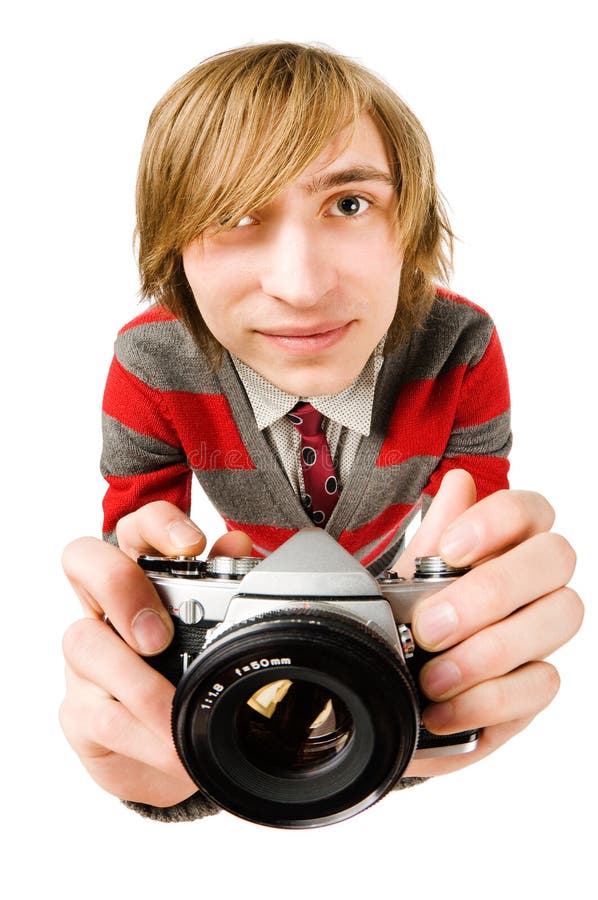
left=273, top=366, right=361, bottom=398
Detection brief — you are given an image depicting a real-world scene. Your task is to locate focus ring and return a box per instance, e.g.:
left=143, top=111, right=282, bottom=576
left=172, top=605, right=420, bottom=828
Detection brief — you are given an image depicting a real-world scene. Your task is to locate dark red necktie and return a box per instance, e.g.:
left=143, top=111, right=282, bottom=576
left=287, top=402, right=339, bottom=526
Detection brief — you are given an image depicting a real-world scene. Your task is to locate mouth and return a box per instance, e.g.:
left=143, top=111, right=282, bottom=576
left=256, top=322, right=353, bottom=353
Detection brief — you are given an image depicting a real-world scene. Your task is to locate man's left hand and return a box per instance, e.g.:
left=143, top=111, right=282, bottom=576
left=395, top=469, right=583, bottom=777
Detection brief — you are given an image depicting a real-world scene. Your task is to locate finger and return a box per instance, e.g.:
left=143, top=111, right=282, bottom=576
left=394, top=469, right=477, bottom=576
left=59, top=685, right=196, bottom=806
left=62, top=617, right=174, bottom=733
left=60, top=671, right=181, bottom=778
left=419, top=586, right=583, bottom=701
left=62, top=668, right=173, bottom=762
left=404, top=715, right=535, bottom=778
left=421, top=660, right=561, bottom=734
left=208, top=530, right=254, bottom=558
left=116, top=501, right=207, bottom=560
left=412, top=531, right=577, bottom=652
left=438, top=489, right=556, bottom=567
left=85, top=752, right=197, bottom=807
left=63, top=538, right=175, bottom=655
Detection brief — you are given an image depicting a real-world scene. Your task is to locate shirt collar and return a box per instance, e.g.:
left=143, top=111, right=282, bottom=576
left=231, top=337, right=386, bottom=436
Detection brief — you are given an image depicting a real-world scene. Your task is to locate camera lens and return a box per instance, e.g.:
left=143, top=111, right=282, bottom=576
left=237, top=679, right=354, bottom=775
left=172, top=607, right=419, bottom=828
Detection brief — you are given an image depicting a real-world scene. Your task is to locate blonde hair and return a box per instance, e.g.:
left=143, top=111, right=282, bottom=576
left=136, top=42, right=453, bottom=362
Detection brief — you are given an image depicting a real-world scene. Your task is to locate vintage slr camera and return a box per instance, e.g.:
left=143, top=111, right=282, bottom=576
left=141, top=528, right=477, bottom=829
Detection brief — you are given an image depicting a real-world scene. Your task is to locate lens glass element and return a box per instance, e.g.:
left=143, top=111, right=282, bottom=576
left=236, top=678, right=354, bottom=776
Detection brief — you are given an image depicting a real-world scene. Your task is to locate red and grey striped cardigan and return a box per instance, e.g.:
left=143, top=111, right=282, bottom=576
left=101, top=287, right=511, bottom=572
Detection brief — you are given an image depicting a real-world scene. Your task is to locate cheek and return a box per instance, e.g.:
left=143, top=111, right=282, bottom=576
left=351, top=228, right=402, bottom=279
left=360, top=247, right=403, bottom=313
left=182, top=249, right=235, bottom=328
left=374, top=259, right=403, bottom=333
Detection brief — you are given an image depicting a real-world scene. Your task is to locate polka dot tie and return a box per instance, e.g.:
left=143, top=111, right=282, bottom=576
left=287, top=402, right=339, bottom=526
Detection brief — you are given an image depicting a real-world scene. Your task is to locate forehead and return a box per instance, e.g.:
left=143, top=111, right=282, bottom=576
left=297, top=113, right=393, bottom=184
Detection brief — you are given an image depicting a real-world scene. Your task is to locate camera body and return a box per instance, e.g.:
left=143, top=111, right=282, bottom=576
left=141, top=528, right=477, bottom=828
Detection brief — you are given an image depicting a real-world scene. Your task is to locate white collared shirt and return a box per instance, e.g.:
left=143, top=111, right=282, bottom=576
left=231, top=338, right=385, bottom=496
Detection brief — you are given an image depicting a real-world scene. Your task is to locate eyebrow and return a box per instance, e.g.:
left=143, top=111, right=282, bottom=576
left=304, top=166, right=397, bottom=195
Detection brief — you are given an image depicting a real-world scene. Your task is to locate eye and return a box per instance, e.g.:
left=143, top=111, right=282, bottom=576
left=233, top=214, right=257, bottom=228
left=218, top=213, right=257, bottom=230
left=329, top=195, right=371, bottom=218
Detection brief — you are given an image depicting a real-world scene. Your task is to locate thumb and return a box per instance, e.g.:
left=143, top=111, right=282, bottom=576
left=393, top=469, right=477, bottom=577
left=208, top=530, right=254, bottom=558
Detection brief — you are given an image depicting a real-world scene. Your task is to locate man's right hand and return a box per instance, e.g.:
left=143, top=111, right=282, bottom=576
left=59, top=502, right=252, bottom=807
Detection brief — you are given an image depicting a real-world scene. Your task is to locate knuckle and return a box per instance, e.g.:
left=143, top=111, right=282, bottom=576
left=58, top=694, right=87, bottom=750
left=534, top=532, right=577, bottom=579
left=529, top=491, right=556, bottom=529
left=465, top=564, right=505, bottom=620
left=536, top=661, right=561, bottom=706
left=486, top=678, right=509, bottom=716
left=61, top=541, right=77, bottom=575
left=114, top=514, right=129, bottom=541
left=117, top=501, right=172, bottom=534
left=134, top=678, right=161, bottom=715
left=94, top=699, right=124, bottom=748
left=467, top=680, right=508, bottom=724
left=62, top=617, right=101, bottom=664
left=115, top=511, right=136, bottom=548
left=97, top=554, right=136, bottom=601
left=475, top=627, right=509, bottom=676
left=560, top=587, right=585, bottom=633
left=496, top=489, right=532, bottom=535
left=58, top=697, right=72, bottom=738
left=136, top=676, right=173, bottom=725
left=496, top=490, right=555, bottom=535
left=142, top=500, right=172, bottom=516
left=118, top=656, right=172, bottom=722
left=61, top=537, right=90, bottom=577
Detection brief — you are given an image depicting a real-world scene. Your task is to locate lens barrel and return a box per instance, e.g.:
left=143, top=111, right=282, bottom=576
left=172, top=606, right=419, bottom=828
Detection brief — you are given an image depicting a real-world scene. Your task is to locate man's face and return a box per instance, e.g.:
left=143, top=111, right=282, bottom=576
left=182, top=113, right=403, bottom=396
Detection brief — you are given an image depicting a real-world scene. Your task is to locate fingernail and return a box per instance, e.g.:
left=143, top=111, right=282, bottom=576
left=415, top=601, right=458, bottom=648
left=439, top=521, right=478, bottom=564
left=420, top=659, right=461, bottom=699
left=168, top=519, right=205, bottom=550
left=132, top=608, right=172, bottom=654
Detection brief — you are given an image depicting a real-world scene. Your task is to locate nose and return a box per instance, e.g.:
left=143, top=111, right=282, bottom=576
left=259, top=222, right=337, bottom=308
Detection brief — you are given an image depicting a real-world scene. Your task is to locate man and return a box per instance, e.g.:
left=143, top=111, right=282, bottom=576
left=60, top=42, right=583, bottom=822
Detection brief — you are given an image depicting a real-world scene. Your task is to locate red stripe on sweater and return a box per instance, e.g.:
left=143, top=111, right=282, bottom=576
left=160, top=391, right=255, bottom=471
left=453, top=329, right=510, bottom=429
left=103, top=357, right=255, bottom=471
left=337, top=503, right=414, bottom=558
left=377, top=329, right=509, bottom=467
left=223, top=515, right=412, bottom=568
left=223, top=521, right=300, bottom=557
left=358, top=525, right=404, bottom=569
left=423, top=455, right=509, bottom=501
left=377, top=367, right=466, bottom=466
left=103, top=356, right=181, bottom=446
left=102, top=465, right=192, bottom=534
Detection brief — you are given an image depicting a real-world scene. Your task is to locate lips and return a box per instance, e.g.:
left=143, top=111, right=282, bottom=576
left=256, top=322, right=353, bottom=354
left=258, top=322, right=349, bottom=338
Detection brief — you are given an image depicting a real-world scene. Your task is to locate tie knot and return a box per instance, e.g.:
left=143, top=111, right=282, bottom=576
left=287, top=402, right=324, bottom=436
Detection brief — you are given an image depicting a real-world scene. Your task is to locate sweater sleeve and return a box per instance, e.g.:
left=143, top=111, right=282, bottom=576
left=120, top=775, right=427, bottom=823
left=100, top=333, right=220, bottom=821
left=100, top=352, right=193, bottom=544
left=423, top=320, right=512, bottom=504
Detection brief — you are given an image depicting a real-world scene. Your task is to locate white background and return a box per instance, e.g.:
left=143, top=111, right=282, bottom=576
left=1, top=1, right=595, bottom=897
